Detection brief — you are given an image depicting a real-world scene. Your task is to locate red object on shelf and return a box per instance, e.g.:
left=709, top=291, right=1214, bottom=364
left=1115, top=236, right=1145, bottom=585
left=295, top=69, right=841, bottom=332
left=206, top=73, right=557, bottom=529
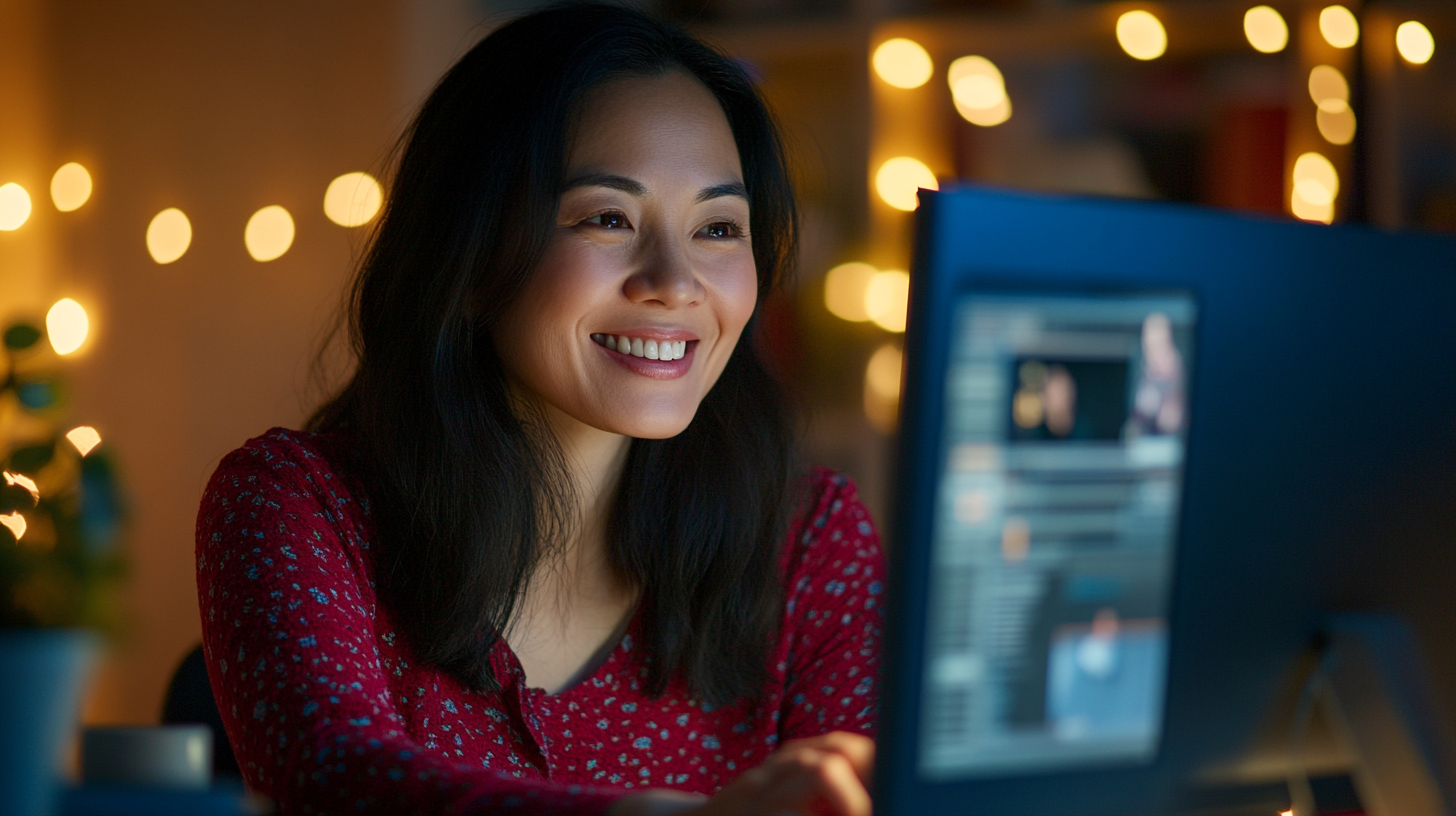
left=1206, top=106, right=1288, bottom=215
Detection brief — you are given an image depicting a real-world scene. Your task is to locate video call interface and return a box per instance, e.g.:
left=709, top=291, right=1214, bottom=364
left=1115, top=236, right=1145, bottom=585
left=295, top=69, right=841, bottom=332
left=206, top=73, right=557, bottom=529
left=919, top=292, right=1195, bottom=779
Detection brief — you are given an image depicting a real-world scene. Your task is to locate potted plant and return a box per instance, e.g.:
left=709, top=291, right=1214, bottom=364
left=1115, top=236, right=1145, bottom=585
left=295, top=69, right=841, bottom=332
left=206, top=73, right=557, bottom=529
left=0, top=319, right=125, bottom=816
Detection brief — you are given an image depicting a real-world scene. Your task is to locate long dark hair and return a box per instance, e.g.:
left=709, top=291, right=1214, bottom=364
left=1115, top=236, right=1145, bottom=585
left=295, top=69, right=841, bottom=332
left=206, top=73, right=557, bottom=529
left=308, top=2, right=800, bottom=707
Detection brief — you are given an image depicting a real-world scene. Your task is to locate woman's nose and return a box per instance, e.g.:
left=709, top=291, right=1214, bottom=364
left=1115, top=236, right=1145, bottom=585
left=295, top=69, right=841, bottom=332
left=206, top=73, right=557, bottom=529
left=622, top=238, right=705, bottom=308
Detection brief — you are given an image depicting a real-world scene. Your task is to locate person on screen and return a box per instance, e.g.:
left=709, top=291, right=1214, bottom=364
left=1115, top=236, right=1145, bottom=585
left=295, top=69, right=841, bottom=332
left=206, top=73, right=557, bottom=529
left=194, top=5, right=882, bottom=815
left=1129, top=313, right=1185, bottom=436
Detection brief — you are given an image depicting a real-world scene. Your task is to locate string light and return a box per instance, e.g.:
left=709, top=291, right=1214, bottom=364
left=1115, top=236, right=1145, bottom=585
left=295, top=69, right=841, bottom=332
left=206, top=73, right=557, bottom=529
left=66, top=426, right=102, bottom=456
left=865, top=270, right=911, bottom=333
left=873, top=38, right=933, bottom=89
left=46, top=298, right=89, bottom=355
left=1396, top=21, right=1435, bottom=65
left=948, top=56, right=1011, bottom=126
left=245, top=205, right=295, bottom=262
left=864, top=342, right=903, bottom=432
left=1319, top=5, right=1359, bottom=49
left=0, top=183, right=33, bottom=231
left=1291, top=152, right=1339, bottom=224
left=1117, top=11, right=1168, bottom=61
left=50, top=163, right=93, bottom=212
left=1244, top=6, right=1289, bottom=53
left=824, top=263, right=879, bottom=322
left=147, top=208, right=192, bottom=264
left=323, top=172, right=383, bottom=227
left=876, top=157, right=938, bottom=212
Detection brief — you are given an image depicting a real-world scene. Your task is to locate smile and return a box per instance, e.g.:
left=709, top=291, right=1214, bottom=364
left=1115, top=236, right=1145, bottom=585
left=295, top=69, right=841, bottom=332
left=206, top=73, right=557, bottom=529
left=590, top=333, right=689, bottom=361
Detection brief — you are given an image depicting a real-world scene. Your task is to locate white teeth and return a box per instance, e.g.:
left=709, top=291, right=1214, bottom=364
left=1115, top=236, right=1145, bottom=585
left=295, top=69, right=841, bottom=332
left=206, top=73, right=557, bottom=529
left=596, top=334, right=690, bottom=361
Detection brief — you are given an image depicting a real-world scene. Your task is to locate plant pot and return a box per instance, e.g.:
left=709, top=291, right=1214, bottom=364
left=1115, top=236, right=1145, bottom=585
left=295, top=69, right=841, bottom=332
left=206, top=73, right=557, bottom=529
left=0, top=629, right=98, bottom=816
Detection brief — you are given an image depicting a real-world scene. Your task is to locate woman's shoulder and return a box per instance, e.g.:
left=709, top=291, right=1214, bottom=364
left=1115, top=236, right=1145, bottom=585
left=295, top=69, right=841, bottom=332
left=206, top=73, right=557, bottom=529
left=200, top=427, right=372, bottom=538
left=781, top=467, right=885, bottom=597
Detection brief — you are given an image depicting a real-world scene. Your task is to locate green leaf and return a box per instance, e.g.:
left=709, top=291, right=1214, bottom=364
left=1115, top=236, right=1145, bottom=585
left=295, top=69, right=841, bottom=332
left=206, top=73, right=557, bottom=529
left=9, top=443, right=55, bottom=474
left=3, top=324, right=41, bottom=350
left=16, top=382, right=56, bottom=410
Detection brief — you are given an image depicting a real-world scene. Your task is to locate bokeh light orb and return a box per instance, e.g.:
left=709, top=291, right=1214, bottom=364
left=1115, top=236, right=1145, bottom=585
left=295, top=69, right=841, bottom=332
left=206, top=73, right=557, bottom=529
left=1308, top=65, right=1349, bottom=107
left=1319, top=5, right=1359, bottom=49
left=1244, top=6, right=1289, bottom=54
left=46, top=298, right=89, bottom=355
left=865, top=270, right=911, bottom=333
left=147, top=208, right=192, bottom=264
left=1396, top=21, right=1435, bottom=65
left=824, top=262, right=879, bottom=322
left=948, top=56, right=1012, bottom=126
left=50, top=163, right=93, bottom=212
left=0, top=183, right=33, bottom=231
left=323, top=172, right=383, bottom=227
left=1317, top=104, right=1356, bottom=145
left=875, top=157, right=938, bottom=212
left=1117, top=10, right=1168, bottom=61
left=245, top=205, right=296, bottom=262
left=873, top=38, right=934, bottom=89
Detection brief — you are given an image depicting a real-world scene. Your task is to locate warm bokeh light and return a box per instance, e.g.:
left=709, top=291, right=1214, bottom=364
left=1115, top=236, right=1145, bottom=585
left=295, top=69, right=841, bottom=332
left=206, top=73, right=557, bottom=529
left=865, top=269, right=911, bottom=332
left=323, top=172, right=383, bottom=227
left=876, top=157, right=938, bottom=212
left=864, top=342, right=903, bottom=432
left=1319, top=5, right=1359, bottom=49
left=1244, top=6, right=1289, bottom=53
left=66, top=426, right=102, bottom=457
left=1308, top=65, right=1349, bottom=107
left=0, top=183, right=33, bottom=231
left=949, top=56, right=1012, bottom=126
left=1292, top=152, right=1339, bottom=223
left=1396, top=21, right=1435, bottom=65
left=147, top=208, right=192, bottom=264
left=873, top=38, right=933, bottom=89
left=824, top=262, right=879, bottom=322
left=245, top=205, right=296, bottom=262
left=50, top=163, right=93, bottom=212
left=4, top=471, right=39, bottom=503
left=0, top=511, right=26, bottom=542
left=1116, top=10, right=1168, bottom=61
left=1317, top=104, right=1356, bottom=145
left=46, top=298, right=89, bottom=355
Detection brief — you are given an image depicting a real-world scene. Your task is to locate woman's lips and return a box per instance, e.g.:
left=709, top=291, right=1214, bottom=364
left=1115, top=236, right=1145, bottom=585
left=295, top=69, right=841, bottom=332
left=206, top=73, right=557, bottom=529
left=591, top=333, right=696, bottom=380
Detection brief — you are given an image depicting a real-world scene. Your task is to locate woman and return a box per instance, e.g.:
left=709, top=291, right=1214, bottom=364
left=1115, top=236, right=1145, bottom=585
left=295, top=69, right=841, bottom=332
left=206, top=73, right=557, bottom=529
left=196, top=4, right=882, bottom=814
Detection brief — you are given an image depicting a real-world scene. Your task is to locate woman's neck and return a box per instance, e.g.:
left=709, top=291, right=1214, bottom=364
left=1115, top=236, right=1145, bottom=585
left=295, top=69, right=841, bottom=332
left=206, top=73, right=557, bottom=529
left=508, top=401, right=637, bottom=693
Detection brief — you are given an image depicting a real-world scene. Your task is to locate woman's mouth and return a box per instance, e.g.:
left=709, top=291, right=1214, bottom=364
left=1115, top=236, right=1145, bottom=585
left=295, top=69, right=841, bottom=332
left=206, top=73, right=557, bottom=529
left=590, top=333, right=689, bottom=361
left=590, top=333, right=697, bottom=379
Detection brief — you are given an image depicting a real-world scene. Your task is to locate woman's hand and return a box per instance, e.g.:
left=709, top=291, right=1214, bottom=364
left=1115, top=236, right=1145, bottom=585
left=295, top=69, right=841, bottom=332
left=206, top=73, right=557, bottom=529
left=610, top=731, right=875, bottom=816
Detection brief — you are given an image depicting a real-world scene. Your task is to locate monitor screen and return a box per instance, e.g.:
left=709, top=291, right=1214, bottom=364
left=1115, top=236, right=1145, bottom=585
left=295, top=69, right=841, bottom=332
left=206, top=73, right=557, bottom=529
left=918, top=291, right=1196, bottom=780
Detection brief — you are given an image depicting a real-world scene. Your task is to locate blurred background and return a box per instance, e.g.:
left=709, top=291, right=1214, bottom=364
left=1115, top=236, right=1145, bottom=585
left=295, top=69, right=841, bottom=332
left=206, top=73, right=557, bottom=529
left=0, top=0, right=1450, bottom=729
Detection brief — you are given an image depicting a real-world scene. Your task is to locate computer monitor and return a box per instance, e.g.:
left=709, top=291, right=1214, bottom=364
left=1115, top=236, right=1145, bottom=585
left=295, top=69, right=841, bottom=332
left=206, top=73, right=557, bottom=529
left=876, top=186, right=1456, bottom=815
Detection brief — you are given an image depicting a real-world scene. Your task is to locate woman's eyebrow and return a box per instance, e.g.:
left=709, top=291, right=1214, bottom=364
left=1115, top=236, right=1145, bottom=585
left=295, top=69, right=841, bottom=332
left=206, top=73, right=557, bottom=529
left=695, top=181, right=747, bottom=204
left=563, top=172, right=647, bottom=196
left=561, top=173, right=747, bottom=204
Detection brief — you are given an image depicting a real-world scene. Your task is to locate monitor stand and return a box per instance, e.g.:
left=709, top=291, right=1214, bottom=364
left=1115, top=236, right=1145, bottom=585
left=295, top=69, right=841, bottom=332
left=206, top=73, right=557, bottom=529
left=1316, top=614, right=1456, bottom=816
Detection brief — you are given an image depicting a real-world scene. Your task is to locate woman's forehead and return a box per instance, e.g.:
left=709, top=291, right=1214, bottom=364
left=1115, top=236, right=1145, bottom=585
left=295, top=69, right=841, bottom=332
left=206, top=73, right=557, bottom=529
left=566, top=72, right=743, bottom=184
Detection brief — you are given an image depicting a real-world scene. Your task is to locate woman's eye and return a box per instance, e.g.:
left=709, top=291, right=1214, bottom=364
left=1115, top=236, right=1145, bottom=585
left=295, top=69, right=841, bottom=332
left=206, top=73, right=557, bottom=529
left=699, top=221, right=744, bottom=239
left=586, top=212, right=631, bottom=230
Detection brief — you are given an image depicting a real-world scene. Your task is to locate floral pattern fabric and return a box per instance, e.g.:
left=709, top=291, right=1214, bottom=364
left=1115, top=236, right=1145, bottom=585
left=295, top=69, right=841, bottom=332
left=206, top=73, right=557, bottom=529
left=196, top=429, right=885, bottom=815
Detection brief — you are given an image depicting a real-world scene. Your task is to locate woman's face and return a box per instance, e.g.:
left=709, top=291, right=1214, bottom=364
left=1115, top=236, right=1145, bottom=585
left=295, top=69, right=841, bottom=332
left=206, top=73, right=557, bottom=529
left=494, top=71, right=757, bottom=440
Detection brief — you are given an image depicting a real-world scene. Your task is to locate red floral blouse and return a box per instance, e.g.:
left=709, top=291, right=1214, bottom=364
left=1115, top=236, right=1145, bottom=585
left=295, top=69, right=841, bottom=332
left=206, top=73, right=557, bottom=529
left=195, top=429, right=885, bottom=815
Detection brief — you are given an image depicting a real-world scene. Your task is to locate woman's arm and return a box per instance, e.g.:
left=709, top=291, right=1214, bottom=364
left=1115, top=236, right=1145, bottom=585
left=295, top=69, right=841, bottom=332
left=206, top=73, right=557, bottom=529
left=777, top=472, right=886, bottom=742
left=195, top=433, right=620, bottom=815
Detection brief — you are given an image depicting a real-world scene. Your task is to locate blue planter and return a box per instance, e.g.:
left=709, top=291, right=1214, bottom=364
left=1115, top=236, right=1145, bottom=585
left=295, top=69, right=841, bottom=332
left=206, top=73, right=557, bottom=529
left=0, top=630, right=98, bottom=816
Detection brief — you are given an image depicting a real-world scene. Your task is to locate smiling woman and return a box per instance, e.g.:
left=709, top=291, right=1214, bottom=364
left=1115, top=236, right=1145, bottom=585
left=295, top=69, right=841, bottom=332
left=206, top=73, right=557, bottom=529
left=194, top=4, right=882, bottom=816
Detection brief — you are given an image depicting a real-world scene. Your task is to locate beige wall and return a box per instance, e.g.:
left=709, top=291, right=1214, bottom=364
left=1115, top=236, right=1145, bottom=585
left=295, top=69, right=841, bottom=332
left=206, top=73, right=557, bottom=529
left=0, top=0, right=57, bottom=318
left=29, top=0, right=418, bottom=723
